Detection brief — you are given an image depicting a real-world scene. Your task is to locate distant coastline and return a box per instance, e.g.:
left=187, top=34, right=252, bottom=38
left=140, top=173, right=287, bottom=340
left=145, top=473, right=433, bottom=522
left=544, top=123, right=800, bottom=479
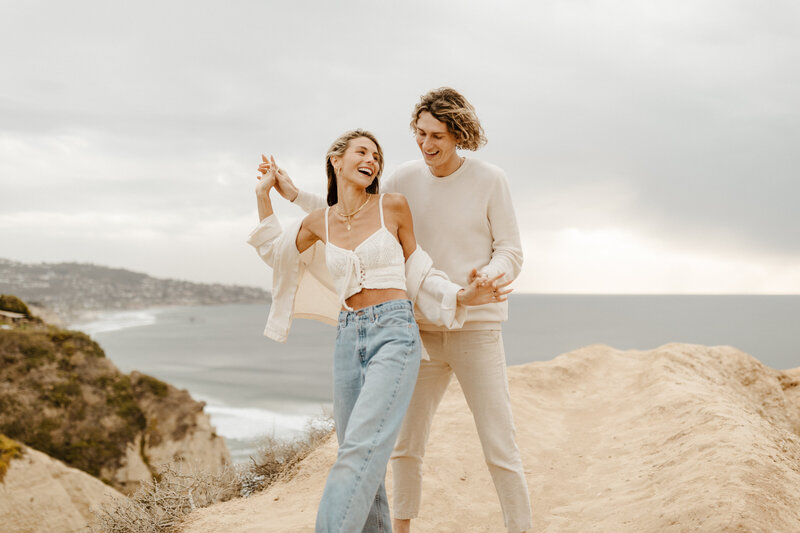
left=0, top=257, right=269, bottom=323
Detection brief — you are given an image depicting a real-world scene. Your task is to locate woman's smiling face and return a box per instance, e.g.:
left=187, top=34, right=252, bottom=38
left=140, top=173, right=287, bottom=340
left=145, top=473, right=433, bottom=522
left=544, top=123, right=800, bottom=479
left=334, top=136, right=382, bottom=187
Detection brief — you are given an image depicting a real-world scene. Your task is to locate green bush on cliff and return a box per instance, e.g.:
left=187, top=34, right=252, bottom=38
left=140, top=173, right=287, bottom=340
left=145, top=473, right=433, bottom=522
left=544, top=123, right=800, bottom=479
left=107, top=376, right=147, bottom=431
left=62, top=426, right=142, bottom=478
left=0, top=294, right=30, bottom=316
left=15, top=417, right=60, bottom=458
left=48, top=328, right=105, bottom=358
left=137, top=374, right=169, bottom=398
left=0, top=312, right=146, bottom=485
left=18, top=331, right=57, bottom=368
left=43, top=378, right=82, bottom=407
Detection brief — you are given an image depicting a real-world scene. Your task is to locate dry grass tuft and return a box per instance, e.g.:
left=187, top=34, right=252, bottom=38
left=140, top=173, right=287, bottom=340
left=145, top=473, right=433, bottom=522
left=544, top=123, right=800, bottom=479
left=238, top=417, right=334, bottom=497
left=91, top=462, right=238, bottom=533
left=91, top=417, right=334, bottom=532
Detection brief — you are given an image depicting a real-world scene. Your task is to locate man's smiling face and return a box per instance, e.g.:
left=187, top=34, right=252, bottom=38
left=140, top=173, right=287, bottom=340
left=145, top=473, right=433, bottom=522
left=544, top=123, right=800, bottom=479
left=414, top=111, right=459, bottom=173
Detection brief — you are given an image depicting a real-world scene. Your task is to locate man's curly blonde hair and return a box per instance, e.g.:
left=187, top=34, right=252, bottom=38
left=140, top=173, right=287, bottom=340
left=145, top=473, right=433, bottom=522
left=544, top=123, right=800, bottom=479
left=410, top=87, right=487, bottom=151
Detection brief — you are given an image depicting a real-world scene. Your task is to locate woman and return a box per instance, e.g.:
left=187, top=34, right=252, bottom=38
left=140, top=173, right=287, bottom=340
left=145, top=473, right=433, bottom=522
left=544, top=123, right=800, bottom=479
left=249, top=129, right=510, bottom=532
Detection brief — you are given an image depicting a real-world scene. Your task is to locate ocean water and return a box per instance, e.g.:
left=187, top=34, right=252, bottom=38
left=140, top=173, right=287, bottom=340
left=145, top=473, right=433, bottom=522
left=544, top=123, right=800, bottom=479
left=70, top=295, right=799, bottom=464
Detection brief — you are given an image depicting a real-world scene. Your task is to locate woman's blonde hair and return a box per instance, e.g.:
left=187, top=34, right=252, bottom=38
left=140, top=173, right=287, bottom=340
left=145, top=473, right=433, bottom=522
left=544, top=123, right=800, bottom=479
left=325, top=129, right=383, bottom=206
left=410, top=87, right=487, bottom=151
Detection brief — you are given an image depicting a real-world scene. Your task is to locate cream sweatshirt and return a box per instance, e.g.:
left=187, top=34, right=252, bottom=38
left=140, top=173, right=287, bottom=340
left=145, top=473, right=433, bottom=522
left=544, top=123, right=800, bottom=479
left=295, top=157, right=523, bottom=330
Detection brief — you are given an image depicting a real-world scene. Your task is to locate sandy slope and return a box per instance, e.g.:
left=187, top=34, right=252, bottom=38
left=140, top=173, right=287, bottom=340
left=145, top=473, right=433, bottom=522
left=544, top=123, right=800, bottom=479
left=0, top=445, right=123, bottom=533
left=180, top=344, right=800, bottom=532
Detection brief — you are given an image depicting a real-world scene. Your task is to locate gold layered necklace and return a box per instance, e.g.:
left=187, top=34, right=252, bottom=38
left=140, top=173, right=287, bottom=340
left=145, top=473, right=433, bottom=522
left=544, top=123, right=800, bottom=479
left=335, top=195, right=371, bottom=231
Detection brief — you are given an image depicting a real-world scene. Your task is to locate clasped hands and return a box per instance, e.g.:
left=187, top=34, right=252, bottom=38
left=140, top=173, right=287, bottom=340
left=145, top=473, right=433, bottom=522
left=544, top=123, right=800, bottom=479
left=457, top=269, right=512, bottom=306
left=256, top=155, right=299, bottom=201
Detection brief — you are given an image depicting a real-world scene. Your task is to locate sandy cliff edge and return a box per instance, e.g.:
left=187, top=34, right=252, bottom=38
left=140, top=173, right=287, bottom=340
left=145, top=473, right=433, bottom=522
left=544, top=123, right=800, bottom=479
left=0, top=442, right=123, bottom=533
left=179, top=343, right=800, bottom=533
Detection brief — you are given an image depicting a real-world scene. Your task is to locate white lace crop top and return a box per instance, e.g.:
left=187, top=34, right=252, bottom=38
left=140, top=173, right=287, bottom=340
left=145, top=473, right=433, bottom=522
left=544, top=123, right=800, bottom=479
left=325, top=194, right=407, bottom=310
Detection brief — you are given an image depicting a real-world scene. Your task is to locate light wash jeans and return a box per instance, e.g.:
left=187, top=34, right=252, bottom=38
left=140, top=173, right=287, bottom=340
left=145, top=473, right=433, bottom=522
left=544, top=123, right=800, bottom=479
left=316, top=299, right=421, bottom=533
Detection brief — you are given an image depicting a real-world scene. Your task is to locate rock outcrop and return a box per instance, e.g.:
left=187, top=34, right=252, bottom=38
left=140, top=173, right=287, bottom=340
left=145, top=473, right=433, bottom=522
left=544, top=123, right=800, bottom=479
left=0, top=298, right=231, bottom=496
left=0, top=439, right=123, bottom=533
left=109, top=371, right=232, bottom=491
left=179, top=344, right=800, bottom=532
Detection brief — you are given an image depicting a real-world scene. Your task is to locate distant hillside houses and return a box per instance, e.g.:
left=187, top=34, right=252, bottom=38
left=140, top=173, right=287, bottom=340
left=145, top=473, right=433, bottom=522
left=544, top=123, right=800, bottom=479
left=0, top=258, right=269, bottom=320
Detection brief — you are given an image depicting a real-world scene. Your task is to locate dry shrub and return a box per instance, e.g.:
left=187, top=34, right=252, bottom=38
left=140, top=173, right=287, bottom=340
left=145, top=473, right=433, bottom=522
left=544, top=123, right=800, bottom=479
left=238, top=416, right=334, bottom=497
left=91, top=417, right=334, bottom=532
left=91, top=462, right=238, bottom=533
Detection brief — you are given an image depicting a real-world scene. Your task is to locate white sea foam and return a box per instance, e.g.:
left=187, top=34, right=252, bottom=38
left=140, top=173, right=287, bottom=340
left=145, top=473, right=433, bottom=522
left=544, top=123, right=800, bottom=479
left=203, top=402, right=329, bottom=441
left=70, top=309, right=161, bottom=335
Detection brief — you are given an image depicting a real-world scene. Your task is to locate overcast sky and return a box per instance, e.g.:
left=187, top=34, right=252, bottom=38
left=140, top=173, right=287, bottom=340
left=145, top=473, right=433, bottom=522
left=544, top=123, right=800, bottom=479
left=1, top=0, right=798, bottom=293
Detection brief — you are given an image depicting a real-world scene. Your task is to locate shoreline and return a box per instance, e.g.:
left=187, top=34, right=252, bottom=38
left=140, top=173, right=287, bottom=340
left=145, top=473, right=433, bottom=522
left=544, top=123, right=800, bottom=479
left=26, top=300, right=271, bottom=332
left=67, top=306, right=173, bottom=335
left=33, top=298, right=800, bottom=470
left=65, top=302, right=270, bottom=334
left=60, top=304, right=329, bottom=465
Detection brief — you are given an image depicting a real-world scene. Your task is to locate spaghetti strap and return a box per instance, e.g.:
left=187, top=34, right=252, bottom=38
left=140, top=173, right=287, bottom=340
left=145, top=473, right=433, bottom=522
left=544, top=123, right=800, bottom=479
left=378, top=193, right=386, bottom=229
left=325, top=206, right=330, bottom=243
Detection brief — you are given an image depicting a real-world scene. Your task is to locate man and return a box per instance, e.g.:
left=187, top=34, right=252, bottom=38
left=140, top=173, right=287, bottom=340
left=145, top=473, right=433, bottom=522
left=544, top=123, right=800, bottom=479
left=275, top=87, right=532, bottom=533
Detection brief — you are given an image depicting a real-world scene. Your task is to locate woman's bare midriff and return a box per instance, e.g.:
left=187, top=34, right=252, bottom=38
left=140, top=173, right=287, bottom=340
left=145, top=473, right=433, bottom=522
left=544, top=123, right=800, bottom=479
left=344, top=288, right=409, bottom=311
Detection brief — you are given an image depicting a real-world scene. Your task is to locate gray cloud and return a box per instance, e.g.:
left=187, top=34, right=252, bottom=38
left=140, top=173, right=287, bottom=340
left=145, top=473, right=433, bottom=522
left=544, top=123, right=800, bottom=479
left=1, top=0, right=798, bottom=291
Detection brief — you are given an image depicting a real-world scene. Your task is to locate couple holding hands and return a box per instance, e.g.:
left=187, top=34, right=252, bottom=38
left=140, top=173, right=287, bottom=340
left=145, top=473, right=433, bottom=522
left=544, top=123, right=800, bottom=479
left=248, top=87, right=532, bottom=533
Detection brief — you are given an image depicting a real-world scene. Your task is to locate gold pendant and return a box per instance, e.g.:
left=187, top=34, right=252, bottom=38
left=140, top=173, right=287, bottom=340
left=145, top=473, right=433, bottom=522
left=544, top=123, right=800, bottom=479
left=346, top=218, right=351, bottom=231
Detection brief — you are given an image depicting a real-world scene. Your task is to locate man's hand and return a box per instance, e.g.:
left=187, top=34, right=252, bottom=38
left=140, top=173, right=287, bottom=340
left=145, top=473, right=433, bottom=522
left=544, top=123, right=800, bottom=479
left=274, top=167, right=299, bottom=202
left=457, top=272, right=512, bottom=306
left=468, top=268, right=490, bottom=286
left=257, top=154, right=299, bottom=202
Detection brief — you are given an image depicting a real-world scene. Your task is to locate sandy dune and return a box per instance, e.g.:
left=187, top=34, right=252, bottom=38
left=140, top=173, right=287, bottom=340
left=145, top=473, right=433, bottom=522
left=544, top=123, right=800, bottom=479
left=180, top=344, right=800, bottom=532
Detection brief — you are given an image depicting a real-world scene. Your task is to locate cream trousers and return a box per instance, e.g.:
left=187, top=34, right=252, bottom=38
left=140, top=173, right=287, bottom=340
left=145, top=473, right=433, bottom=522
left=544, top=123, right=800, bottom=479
left=390, top=329, right=533, bottom=533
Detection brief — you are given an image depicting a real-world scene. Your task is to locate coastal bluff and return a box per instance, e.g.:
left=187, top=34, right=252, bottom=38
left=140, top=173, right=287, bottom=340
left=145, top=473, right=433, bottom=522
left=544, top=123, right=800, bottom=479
left=0, top=296, right=231, bottom=532
left=180, top=344, right=800, bottom=532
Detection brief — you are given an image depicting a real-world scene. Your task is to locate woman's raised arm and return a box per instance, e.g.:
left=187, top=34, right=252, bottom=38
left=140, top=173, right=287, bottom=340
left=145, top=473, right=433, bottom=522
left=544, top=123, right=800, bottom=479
left=255, top=154, right=321, bottom=254
left=255, top=154, right=277, bottom=221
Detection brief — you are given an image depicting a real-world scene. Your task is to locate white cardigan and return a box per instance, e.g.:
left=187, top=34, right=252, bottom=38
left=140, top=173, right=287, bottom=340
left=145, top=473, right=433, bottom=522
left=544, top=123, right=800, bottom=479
left=247, top=214, right=466, bottom=343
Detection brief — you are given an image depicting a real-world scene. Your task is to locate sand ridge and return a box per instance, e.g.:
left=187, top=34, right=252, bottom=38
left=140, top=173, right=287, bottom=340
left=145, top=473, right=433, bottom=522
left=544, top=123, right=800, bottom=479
left=180, top=343, right=800, bottom=532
